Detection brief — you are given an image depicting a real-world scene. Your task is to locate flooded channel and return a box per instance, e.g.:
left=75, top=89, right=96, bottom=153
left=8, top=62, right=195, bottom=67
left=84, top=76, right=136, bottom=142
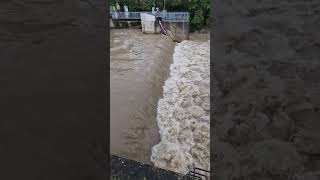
left=110, top=29, right=176, bottom=164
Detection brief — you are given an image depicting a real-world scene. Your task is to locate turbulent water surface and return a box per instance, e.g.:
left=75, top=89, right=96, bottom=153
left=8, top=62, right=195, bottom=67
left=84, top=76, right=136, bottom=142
left=111, top=29, right=210, bottom=172
left=151, top=40, right=210, bottom=174
left=110, top=29, right=176, bottom=164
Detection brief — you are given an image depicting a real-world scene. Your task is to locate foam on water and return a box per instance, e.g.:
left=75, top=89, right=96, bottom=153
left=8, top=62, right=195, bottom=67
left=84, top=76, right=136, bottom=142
left=151, top=40, right=210, bottom=174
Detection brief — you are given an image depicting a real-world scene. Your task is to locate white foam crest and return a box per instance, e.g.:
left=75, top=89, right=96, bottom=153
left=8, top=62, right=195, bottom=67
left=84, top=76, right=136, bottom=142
left=151, top=40, right=210, bottom=174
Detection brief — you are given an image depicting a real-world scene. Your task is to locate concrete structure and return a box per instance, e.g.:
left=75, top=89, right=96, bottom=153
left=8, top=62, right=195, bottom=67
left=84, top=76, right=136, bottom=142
left=140, top=13, right=156, bottom=33
left=110, top=20, right=114, bottom=28
left=110, top=11, right=190, bottom=41
left=124, top=6, right=129, bottom=17
left=140, top=12, right=189, bottom=41
left=111, top=155, right=198, bottom=179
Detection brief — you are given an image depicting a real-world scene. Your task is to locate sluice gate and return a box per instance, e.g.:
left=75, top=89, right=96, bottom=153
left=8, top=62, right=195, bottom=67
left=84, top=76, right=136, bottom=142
left=110, top=11, right=190, bottom=41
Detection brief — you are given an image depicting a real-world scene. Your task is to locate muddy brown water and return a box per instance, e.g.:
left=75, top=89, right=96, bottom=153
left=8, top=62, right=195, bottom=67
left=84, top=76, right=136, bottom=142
left=110, top=29, right=176, bottom=164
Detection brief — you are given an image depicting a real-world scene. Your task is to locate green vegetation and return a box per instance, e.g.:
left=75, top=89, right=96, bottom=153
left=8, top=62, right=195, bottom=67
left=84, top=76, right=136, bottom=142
left=110, top=0, right=210, bottom=32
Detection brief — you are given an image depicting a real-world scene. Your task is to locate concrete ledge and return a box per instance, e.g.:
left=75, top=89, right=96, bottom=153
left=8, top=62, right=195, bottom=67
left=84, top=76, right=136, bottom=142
left=111, top=155, right=196, bottom=180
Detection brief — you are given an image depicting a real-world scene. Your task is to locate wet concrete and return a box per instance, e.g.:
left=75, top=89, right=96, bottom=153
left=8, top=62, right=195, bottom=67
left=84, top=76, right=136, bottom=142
left=111, top=155, right=196, bottom=180
left=110, top=29, right=176, bottom=164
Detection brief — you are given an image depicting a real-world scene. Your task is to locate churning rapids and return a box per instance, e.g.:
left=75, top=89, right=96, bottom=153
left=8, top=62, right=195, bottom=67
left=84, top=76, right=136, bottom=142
left=111, top=29, right=210, bottom=173
left=151, top=40, right=210, bottom=174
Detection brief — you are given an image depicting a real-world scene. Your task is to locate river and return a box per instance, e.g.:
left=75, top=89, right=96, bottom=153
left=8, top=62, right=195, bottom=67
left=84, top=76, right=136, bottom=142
left=110, top=29, right=176, bottom=164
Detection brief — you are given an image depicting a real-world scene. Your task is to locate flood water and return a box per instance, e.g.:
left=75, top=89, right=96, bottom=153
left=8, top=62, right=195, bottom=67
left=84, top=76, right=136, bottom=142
left=110, top=29, right=176, bottom=164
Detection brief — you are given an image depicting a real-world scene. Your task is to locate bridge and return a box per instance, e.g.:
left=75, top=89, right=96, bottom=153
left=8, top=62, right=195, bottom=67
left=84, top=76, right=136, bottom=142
left=110, top=11, right=190, bottom=22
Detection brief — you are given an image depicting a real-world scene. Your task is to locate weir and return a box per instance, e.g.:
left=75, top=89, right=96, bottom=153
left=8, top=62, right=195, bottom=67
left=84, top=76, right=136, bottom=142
left=109, top=7, right=209, bottom=180
left=110, top=11, right=190, bottom=41
left=110, top=30, right=211, bottom=179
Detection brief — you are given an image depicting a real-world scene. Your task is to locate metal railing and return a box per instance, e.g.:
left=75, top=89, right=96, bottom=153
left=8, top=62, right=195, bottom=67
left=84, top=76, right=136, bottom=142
left=110, top=11, right=189, bottom=22
left=110, top=12, right=146, bottom=20
left=156, top=12, right=190, bottom=22
left=185, top=167, right=211, bottom=180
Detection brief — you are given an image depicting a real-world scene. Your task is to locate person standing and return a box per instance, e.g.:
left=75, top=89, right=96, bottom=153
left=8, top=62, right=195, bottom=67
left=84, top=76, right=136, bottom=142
left=155, top=7, right=166, bottom=35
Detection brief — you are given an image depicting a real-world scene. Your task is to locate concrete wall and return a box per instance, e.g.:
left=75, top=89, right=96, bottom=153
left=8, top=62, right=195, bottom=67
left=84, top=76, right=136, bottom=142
left=161, top=21, right=189, bottom=41
left=110, top=20, right=115, bottom=28
left=141, top=13, right=156, bottom=33
left=140, top=13, right=190, bottom=41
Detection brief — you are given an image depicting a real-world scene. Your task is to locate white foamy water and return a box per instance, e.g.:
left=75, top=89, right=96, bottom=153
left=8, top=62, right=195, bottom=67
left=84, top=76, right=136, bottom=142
left=151, top=40, right=210, bottom=174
